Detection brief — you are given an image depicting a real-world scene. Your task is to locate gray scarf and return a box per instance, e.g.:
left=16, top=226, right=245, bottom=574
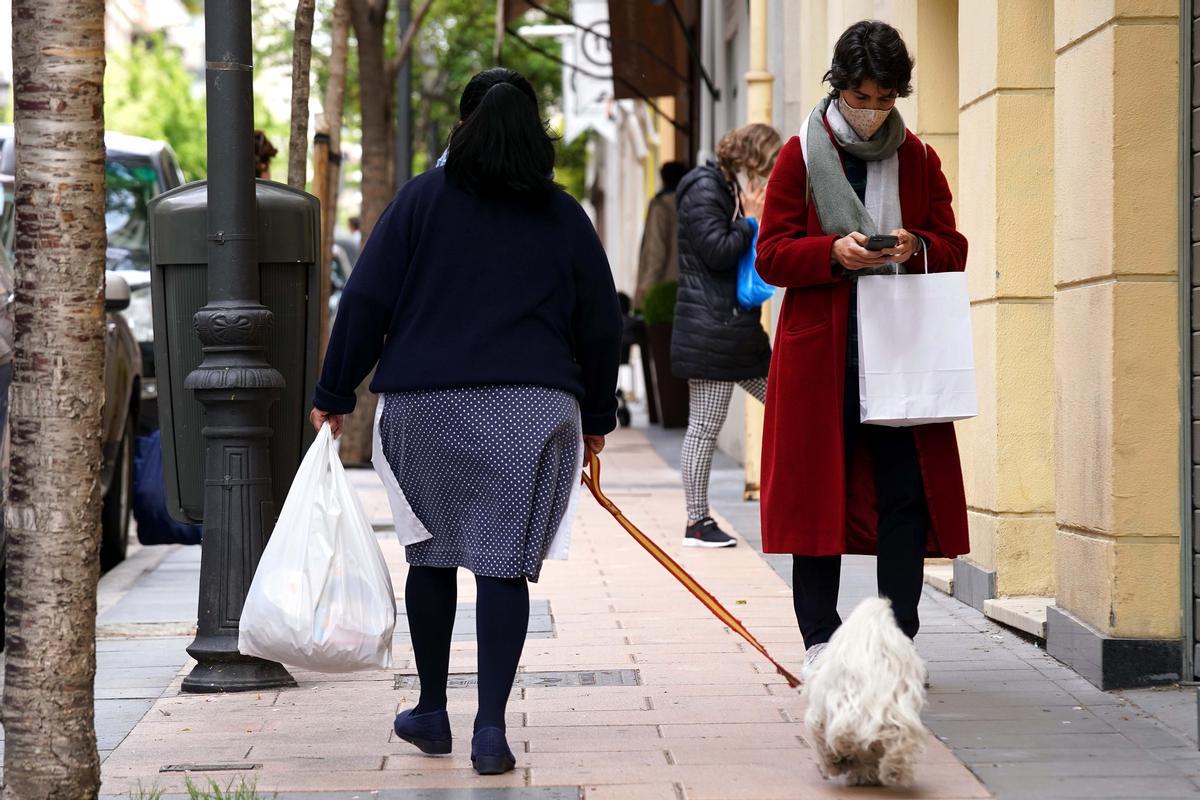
left=804, top=95, right=905, bottom=240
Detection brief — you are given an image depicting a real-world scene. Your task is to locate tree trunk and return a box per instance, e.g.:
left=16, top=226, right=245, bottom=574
left=350, top=0, right=434, bottom=234
left=343, top=0, right=393, bottom=463
left=287, top=0, right=317, bottom=189
left=325, top=0, right=352, bottom=158
left=387, top=0, right=436, bottom=84
left=349, top=0, right=393, bottom=237
left=3, top=0, right=107, bottom=797
left=311, top=133, right=332, bottom=355
left=317, top=0, right=351, bottom=354
left=341, top=0, right=435, bottom=464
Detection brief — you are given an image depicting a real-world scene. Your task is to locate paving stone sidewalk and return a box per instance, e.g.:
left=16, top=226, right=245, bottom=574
left=641, top=423, right=1200, bottom=800
left=92, top=426, right=988, bottom=799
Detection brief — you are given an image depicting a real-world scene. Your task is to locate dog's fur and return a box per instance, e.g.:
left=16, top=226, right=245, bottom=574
left=802, top=597, right=927, bottom=787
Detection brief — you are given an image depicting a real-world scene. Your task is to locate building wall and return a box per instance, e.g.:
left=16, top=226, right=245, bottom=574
left=698, top=0, right=754, bottom=464
left=720, top=0, right=1185, bottom=648
left=1052, top=0, right=1181, bottom=639
left=595, top=102, right=651, bottom=301
left=956, top=1, right=1057, bottom=598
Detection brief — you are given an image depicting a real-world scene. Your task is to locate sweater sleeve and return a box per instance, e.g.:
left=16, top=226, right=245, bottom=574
left=680, top=172, right=754, bottom=274
left=755, top=137, right=841, bottom=289
left=906, top=143, right=968, bottom=274
left=313, top=192, right=413, bottom=414
left=571, top=214, right=623, bottom=437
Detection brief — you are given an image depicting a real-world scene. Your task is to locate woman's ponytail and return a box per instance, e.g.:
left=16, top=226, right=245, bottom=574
left=445, top=69, right=557, bottom=198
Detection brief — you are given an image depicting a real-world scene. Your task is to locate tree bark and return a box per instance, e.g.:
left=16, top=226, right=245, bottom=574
left=349, top=0, right=393, bottom=238
left=317, top=0, right=351, bottom=354
left=387, top=0, right=436, bottom=85
left=311, top=132, right=332, bottom=355
left=343, top=0, right=394, bottom=463
left=4, top=0, right=107, bottom=797
left=287, top=0, right=317, bottom=189
left=350, top=0, right=435, bottom=235
left=324, top=0, right=352, bottom=158
left=341, top=0, right=435, bottom=463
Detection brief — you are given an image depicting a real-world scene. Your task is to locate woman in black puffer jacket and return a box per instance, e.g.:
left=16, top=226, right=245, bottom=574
left=672, top=123, right=781, bottom=548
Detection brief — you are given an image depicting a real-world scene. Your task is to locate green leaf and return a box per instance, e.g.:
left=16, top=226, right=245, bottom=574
left=642, top=281, right=679, bottom=325
left=104, top=34, right=208, bottom=180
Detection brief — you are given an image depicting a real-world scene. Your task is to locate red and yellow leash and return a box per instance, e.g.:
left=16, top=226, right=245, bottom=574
left=581, top=452, right=801, bottom=689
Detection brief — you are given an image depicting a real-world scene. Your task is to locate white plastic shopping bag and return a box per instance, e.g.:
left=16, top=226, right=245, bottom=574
left=857, top=270, right=977, bottom=427
left=239, top=423, right=396, bottom=672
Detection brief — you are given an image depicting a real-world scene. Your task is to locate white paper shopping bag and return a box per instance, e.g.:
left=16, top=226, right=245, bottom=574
left=856, top=271, right=977, bottom=427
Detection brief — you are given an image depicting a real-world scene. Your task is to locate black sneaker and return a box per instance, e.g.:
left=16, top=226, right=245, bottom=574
left=683, top=517, right=738, bottom=548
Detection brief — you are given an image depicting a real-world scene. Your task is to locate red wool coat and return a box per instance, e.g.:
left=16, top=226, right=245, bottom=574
left=755, top=128, right=970, bottom=558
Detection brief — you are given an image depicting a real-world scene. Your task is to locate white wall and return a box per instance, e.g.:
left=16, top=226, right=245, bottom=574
left=696, top=0, right=754, bottom=464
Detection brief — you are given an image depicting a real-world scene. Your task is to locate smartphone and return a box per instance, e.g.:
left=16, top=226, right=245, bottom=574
left=865, top=234, right=899, bottom=251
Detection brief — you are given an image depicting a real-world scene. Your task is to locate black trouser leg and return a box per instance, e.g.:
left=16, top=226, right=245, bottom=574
left=792, top=555, right=843, bottom=648
left=789, top=349, right=861, bottom=650
left=474, top=574, right=529, bottom=732
left=790, top=347, right=928, bottom=645
left=405, top=565, right=458, bottom=714
left=867, top=426, right=929, bottom=639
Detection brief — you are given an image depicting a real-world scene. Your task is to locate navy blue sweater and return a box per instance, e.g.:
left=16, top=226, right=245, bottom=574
left=314, top=168, right=623, bottom=436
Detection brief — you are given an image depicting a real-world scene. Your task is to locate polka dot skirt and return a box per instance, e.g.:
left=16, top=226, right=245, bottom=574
left=380, top=385, right=582, bottom=583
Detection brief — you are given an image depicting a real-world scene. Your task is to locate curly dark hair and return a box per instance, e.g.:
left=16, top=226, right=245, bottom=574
left=824, top=20, right=914, bottom=98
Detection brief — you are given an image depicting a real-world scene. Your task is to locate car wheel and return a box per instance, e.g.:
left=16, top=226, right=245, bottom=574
left=100, top=411, right=134, bottom=572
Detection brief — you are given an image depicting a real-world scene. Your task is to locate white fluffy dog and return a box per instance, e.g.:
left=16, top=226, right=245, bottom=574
left=802, top=597, right=927, bottom=787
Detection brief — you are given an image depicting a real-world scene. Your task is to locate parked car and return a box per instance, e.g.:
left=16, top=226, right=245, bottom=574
left=0, top=169, right=143, bottom=588
left=0, top=128, right=185, bottom=431
left=329, top=241, right=353, bottom=323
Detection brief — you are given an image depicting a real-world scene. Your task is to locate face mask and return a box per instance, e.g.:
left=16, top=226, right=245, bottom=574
left=838, top=95, right=891, bottom=140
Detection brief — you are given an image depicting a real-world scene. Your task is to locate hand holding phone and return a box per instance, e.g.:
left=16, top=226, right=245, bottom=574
left=832, top=232, right=891, bottom=271
left=865, top=234, right=899, bottom=252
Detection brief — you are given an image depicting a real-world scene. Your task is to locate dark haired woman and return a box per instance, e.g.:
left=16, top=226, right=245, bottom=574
left=310, top=68, right=621, bottom=774
left=756, top=21, right=969, bottom=670
left=672, top=123, right=781, bottom=548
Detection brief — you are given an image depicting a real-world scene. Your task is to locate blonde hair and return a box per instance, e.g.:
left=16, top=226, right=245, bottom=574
left=716, top=123, right=783, bottom=183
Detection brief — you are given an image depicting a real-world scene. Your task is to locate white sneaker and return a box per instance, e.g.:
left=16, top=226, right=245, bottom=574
left=801, top=642, right=828, bottom=682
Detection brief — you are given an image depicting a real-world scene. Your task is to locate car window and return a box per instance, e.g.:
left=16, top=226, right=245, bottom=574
left=0, top=180, right=13, bottom=261
left=106, top=158, right=158, bottom=272
left=162, top=149, right=186, bottom=189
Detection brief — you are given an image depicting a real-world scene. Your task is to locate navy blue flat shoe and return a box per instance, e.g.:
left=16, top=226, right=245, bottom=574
left=393, top=708, right=452, bottom=755
left=471, top=726, right=516, bottom=775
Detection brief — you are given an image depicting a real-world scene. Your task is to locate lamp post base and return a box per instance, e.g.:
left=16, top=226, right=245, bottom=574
left=182, top=634, right=296, bottom=693
left=182, top=656, right=296, bottom=694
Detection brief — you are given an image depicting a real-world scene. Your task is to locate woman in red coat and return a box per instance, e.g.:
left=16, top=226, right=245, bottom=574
left=756, top=20, right=968, bottom=662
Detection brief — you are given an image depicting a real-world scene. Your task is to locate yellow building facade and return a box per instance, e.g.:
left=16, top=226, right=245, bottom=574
left=736, top=0, right=1185, bottom=688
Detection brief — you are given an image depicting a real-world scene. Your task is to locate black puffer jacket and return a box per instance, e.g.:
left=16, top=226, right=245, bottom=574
left=670, top=163, right=772, bottom=381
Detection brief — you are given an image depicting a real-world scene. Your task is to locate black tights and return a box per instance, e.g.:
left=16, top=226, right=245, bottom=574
left=405, top=565, right=529, bottom=732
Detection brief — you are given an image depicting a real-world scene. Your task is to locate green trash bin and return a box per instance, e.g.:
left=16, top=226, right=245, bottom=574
left=149, top=179, right=321, bottom=526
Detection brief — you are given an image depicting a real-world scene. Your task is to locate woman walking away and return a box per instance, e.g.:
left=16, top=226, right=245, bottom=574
left=673, top=123, right=782, bottom=548
left=311, top=68, right=622, bottom=775
left=756, top=20, right=969, bottom=670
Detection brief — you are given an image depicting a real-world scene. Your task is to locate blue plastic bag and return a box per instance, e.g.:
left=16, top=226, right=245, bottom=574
left=133, top=430, right=203, bottom=546
left=737, top=218, right=775, bottom=310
